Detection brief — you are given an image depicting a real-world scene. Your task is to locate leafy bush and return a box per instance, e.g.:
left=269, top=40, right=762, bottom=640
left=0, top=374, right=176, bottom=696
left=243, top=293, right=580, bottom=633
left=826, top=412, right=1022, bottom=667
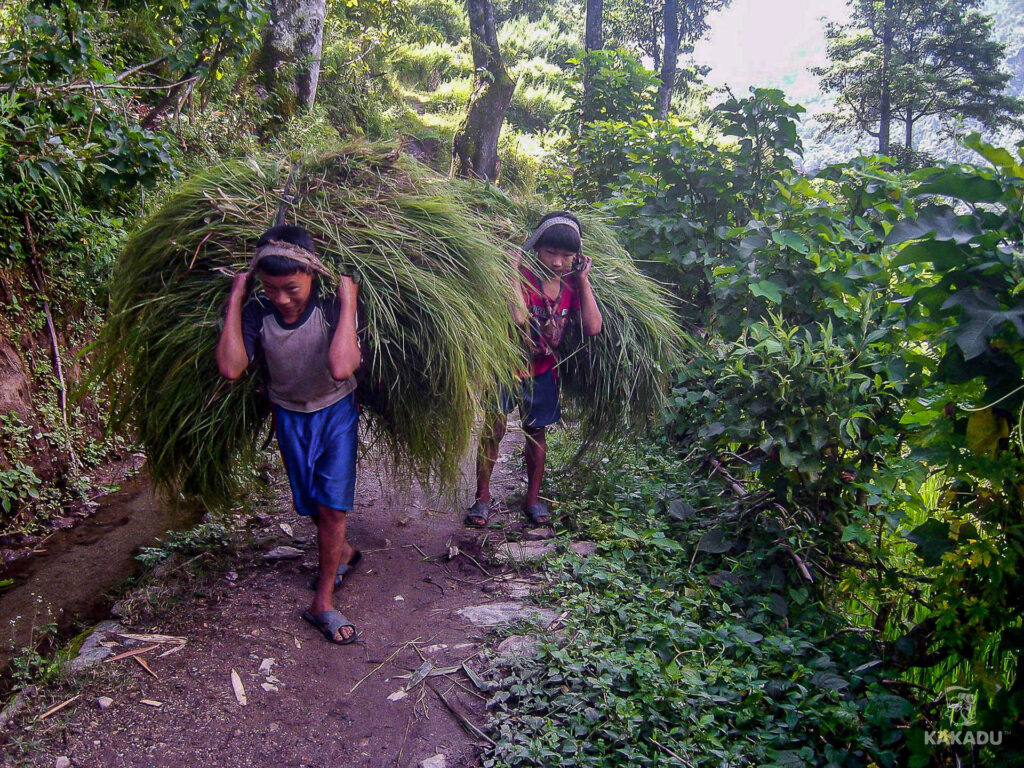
left=483, top=438, right=912, bottom=767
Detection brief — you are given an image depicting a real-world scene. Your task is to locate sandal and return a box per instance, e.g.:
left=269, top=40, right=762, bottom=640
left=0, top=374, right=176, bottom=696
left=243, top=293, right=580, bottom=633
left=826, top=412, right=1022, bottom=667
left=524, top=502, right=551, bottom=526
left=301, top=609, right=359, bottom=645
left=464, top=500, right=491, bottom=528
left=308, top=549, right=362, bottom=591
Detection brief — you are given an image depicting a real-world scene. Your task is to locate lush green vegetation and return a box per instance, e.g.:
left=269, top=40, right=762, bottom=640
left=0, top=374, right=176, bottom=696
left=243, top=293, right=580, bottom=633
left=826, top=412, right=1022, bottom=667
left=3, top=0, right=1024, bottom=763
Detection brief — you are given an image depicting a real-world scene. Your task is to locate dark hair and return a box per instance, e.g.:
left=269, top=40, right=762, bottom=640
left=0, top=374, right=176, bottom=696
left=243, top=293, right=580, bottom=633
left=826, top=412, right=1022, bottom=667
left=255, top=224, right=316, bottom=276
left=533, top=210, right=581, bottom=253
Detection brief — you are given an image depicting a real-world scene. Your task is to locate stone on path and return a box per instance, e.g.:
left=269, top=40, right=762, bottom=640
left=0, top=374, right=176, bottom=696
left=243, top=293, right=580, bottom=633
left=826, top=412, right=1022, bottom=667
left=505, top=579, right=542, bottom=599
left=523, top=528, right=555, bottom=541
left=55, top=757, right=71, bottom=768
left=420, top=755, right=447, bottom=768
left=457, top=602, right=558, bottom=627
left=262, top=546, right=303, bottom=561
left=491, top=541, right=556, bottom=565
left=96, top=697, right=113, bottom=711
left=68, top=621, right=125, bottom=672
left=495, top=635, right=541, bottom=660
left=568, top=541, right=598, bottom=557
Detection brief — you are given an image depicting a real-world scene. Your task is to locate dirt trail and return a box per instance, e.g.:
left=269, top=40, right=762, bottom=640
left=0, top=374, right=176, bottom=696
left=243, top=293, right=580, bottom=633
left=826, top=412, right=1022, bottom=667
left=4, top=429, right=540, bottom=768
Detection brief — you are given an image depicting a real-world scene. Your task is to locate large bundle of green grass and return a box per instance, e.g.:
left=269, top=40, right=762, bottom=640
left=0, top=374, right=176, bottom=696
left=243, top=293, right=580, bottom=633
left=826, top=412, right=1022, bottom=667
left=95, top=141, right=681, bottom=507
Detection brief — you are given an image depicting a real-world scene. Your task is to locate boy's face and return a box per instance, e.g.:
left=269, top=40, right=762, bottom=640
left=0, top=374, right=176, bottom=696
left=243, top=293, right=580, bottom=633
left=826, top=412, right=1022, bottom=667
left=535, top=245, right=577, bottom=278
left=258, top=270, right=313, bottom=323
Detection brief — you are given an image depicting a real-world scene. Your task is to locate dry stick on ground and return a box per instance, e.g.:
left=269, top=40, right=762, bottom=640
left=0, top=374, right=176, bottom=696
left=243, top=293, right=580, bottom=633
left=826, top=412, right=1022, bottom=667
left=103, top=643, right=162, bottom=664
left=648, top=737, right=695, bottom=768
left=133, top=655, right=159, bottom=679
left=428, top=683, right=495, bottom=745
left=708, top=457, right=746, bottom=498
left=349, top=637, right=422, bottom=694
left=37, top=694, right=80, bottom=722
left=22, top=212, right=78, bottom=471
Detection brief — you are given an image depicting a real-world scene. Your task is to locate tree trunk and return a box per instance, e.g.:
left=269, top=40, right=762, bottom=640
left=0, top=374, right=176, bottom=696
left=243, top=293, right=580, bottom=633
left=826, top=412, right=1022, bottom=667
left=256, top=0, right=327, bottom=112
left=451, top=0, right=516, bottom=181
left=655, top=0, right=680, bottom=118
left=581, top=0, right=603, bottom=126
left=878, top=0, right=893, bottom=154
left=905, top=108, right=913, bottom=151
left=585, top=0, right=603, bottom=50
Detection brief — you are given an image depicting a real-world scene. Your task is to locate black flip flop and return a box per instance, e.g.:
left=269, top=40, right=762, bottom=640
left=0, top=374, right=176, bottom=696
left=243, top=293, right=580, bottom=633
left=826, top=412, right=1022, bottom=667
left=464, top=500, right=491, bottom=528
left=301, top=609, right=358, bottom=645
left=309, top=549, right=362, bottom=591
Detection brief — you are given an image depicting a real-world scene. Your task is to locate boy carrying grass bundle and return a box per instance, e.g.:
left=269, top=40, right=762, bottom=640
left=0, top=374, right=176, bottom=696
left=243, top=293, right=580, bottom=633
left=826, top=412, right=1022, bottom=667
left=467, top=212, right=603, bottom=528
left=216, top=225, right=363, bottom=646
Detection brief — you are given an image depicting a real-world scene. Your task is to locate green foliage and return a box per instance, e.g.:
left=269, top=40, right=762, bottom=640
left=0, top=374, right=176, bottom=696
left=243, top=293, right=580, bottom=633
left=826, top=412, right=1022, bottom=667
left=654, top=135, right=1024, bottom=749
left=569, top=49, right=659, bottom=128
left=0, top=463, right=41, bottom=515
left=136, top=520, right=232, bottom=568
left=593, top=89, right=804, bottom=311
left=483, top=438, right=910, bottom=767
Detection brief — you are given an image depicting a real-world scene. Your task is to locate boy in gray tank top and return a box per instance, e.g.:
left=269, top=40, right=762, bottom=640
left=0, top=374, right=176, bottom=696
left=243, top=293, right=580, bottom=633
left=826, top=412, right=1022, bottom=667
left=216, top=224, right=363, bottom=645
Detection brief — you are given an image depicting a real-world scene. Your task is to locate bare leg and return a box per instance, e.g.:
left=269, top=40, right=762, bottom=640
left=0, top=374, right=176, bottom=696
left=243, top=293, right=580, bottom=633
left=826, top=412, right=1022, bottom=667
left=475, top=412, right=507, bottom=505
left=523, top=425, right=546, bottom=507
left=310, top=504, right=355, bottom=642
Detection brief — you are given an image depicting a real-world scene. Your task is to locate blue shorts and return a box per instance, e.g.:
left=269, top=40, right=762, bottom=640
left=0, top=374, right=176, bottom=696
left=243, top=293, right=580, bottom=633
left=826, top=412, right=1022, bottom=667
left=274, top=393, right=358, bottom=516
left=499, top=369, right=561, bottom=429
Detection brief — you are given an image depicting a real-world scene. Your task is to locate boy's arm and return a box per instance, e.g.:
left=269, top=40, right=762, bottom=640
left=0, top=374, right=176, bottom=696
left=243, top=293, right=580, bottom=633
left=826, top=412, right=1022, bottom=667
left=328, top=275, right=361, bottom=381
left=216, top=273, right=251, bottom=380
left=574, top=254, right=603, bottom=336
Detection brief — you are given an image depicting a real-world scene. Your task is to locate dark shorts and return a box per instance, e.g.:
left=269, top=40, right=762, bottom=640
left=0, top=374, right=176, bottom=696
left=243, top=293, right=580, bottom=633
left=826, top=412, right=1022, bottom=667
left=499, top=369, right=561, bottom=429
left=274, top=393, right=358, bottom=517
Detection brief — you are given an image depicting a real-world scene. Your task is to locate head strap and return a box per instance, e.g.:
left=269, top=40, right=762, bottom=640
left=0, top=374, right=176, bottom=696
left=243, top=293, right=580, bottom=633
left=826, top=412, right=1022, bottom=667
left=523, top=216, right=582, bottom=252
left=249, top=239, right=332, bottom=277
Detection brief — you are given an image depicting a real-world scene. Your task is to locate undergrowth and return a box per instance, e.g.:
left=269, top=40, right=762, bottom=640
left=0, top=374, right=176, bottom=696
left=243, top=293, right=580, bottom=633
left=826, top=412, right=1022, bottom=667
left=481, top=434, right=919, bottom=767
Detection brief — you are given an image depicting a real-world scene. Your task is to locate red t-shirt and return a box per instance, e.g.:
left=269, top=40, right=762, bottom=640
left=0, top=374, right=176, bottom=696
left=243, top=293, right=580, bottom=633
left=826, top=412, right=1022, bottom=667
left=519, top=265, right=581, bottom=377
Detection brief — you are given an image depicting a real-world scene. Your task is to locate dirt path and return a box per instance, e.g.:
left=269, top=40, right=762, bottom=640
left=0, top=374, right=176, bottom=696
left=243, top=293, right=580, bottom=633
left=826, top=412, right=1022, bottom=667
left=4, top=429, right=543, bottom=768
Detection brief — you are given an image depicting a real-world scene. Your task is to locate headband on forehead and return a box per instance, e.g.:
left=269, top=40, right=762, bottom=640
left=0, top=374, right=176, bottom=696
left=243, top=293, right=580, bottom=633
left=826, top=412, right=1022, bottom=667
left=523, top=216, right=582, bottom=252
left=249, top=239, right=332, bottom=277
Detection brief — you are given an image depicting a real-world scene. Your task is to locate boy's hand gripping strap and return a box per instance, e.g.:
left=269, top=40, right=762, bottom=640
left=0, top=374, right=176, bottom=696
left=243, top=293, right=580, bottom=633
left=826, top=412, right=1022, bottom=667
left=522, top=216, right=582, bottom=252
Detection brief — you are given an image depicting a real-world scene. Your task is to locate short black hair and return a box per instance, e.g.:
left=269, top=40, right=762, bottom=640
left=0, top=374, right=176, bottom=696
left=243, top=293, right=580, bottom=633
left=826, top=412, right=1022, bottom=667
left=255, top=224, right=316, bottom=276
left=533, top=211, right=581, bottom=253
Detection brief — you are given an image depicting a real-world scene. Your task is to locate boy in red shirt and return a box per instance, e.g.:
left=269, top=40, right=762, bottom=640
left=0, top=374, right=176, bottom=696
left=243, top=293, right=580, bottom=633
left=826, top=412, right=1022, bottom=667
left=466, top=212, right=603, bottom=527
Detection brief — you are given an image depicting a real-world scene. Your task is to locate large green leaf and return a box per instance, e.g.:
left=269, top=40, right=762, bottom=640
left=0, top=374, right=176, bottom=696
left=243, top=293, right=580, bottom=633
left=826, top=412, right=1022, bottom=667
left=942, top=289, right=1024, bottom=360
left=907, top=519, right=954, bottom=567
left=914, top=171, right=1003, bottom=204
left=885, top=205, right=980, bottom=246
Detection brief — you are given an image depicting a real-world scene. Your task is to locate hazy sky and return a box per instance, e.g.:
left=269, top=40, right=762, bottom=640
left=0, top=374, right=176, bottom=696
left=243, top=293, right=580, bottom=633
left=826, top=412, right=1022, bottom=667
left=690, top=0, right=852, bottom=104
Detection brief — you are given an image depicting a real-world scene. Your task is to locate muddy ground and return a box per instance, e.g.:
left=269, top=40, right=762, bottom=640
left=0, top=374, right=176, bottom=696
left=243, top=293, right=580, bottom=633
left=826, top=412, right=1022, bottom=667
left=1, top=428, right=557, bottom=768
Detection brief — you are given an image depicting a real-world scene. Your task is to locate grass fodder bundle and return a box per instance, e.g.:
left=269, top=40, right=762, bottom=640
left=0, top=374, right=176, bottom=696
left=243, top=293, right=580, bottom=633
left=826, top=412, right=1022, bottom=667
left=95, top=142, right=523, bottom=507
left=443, top=181, right=685, bottom=442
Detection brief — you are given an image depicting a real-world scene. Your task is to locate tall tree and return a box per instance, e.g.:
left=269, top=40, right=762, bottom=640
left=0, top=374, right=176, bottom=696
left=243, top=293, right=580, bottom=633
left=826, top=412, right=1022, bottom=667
left=605, top=0, right=726, bottom=118
left=451, top=0, right=516, bottom=180
left=255, top=0, right=328, bottom=111
left=815, top=0, right=1022, bottom=156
